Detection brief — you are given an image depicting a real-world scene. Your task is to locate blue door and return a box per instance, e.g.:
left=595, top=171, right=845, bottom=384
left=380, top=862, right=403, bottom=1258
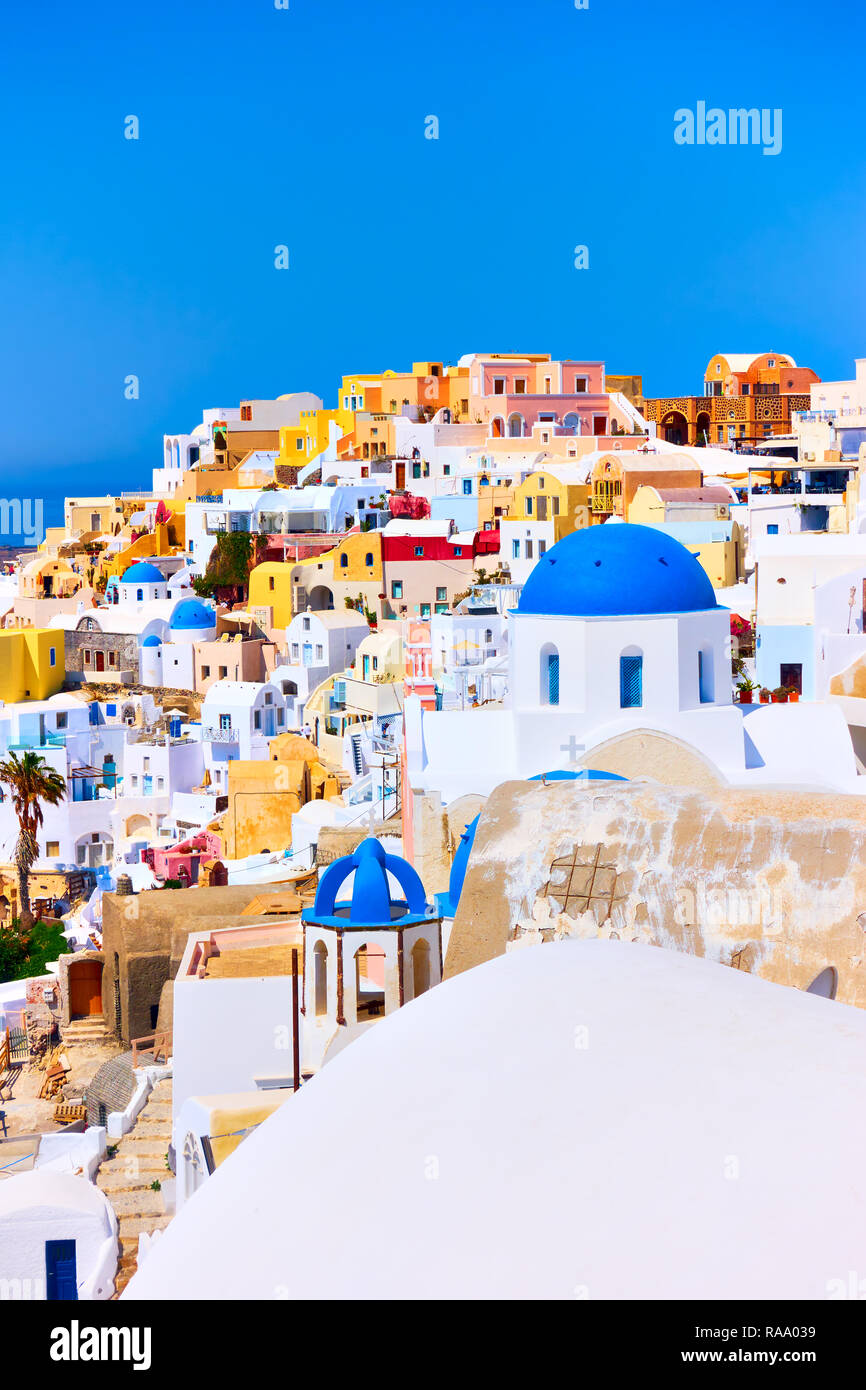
left=45, top=1240, right=77, bottom=1300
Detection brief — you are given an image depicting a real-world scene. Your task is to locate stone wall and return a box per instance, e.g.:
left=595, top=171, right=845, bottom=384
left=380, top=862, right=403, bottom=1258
left=446, top=776, right=866, bottom=1010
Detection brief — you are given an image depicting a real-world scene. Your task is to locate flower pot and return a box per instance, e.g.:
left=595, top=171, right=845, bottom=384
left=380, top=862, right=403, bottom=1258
left=759, top=693, right=770, bottom=704
left=738, top=690, right=753, bottom=704
left=788, top=692, right=799, bottom=703
left=772, top=693, right=787, bottom=703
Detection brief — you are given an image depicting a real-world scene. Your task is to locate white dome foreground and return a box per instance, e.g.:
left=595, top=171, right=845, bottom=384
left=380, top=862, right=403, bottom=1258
left=125, top=942, right=866, bottom=1300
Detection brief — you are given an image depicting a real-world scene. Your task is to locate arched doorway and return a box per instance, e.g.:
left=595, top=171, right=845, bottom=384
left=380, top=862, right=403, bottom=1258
left=412, top=939, right=431, bottom=998
left=314, top=941, right=328, bottom=1016
left=491, top=417, right=504, bottom=438
left=69, top=959, right=103, bottom=1018
left=308, top=585, right=334, bottom=611
left=507, top=413, right=524, bottom=438
left=696, top=411, right=711, bottom=446
left=661, top=411, right=688, bottom=446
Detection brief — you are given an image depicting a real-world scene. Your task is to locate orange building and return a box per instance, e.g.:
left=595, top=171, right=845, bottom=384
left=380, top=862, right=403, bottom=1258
left=643, top=352, right=820, bottom=448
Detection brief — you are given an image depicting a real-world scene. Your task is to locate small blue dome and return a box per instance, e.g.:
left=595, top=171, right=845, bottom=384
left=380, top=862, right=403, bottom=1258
left=528, top=769, right=628, bottom=782
left=307, top=838, right=430, bottom=927
left=170, top=598, right=216, bottom=630
left=122, top=561, right=165, bottom=585
left=142, top=634, right=162, bottom=648
left=517, top=523, right=717, bottom=618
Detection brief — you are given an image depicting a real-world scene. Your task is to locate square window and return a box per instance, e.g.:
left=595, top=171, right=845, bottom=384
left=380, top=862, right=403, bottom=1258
left=436, top=587, right=447, bottom=601
left=414, top=546, right=424, bottom=557
left=46, top=841, right=60, bottom=858
left=454, top=547, right=462, bottom=557
left=391, top=581, right=403, bottom=599
left=219, top=666, right=228, bottom=678
left=202, top=665, right=210, bottom=678
left=420, top=603, right=431, bottom=618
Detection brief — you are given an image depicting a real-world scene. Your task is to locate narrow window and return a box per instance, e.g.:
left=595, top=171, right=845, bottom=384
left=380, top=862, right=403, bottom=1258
left=620, top=654, right=643, bottom=708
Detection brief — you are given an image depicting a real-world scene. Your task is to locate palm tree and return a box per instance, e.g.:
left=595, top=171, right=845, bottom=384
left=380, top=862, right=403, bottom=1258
left=0, top=751, right=67, bottom=929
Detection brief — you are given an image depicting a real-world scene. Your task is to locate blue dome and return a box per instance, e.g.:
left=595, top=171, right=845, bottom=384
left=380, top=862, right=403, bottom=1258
left=142, top=634, right=162, bottom=648
left=170, top=598, right=216, bottom=630
left=517, top=523, right=717, bottom=618
left=122, top=561, right=165, bottom=585
left=306, top=838, right=430, bottom=927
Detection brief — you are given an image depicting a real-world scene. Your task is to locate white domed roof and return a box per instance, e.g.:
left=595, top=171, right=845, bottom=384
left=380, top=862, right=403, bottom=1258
left=124, top=942, right=866, bottom=1300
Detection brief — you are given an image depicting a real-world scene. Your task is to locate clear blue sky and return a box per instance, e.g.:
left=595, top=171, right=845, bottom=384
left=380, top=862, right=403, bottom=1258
left=1, top=0, right=865, bottom=507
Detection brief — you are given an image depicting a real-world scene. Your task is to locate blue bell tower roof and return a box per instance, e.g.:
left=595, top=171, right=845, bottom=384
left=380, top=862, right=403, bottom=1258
left=304, top=837, right=435, bottom=929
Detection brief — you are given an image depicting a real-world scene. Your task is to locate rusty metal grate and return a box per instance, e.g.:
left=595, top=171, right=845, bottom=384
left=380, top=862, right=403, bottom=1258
left=542, top=844, right=627, bottom=923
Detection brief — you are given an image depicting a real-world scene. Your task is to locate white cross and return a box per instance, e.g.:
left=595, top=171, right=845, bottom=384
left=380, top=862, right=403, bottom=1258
left=561, top=734, right=582, bottom=767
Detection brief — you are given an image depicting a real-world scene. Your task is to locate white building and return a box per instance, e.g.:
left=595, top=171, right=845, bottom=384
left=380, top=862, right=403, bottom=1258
left=404, top=523, right=865, bottom=800
left=272, top=608, right=369, bottom=725
left=125, top=939, right=866, bottom=1300
left=0, top=1171, right=117, bottom=1300
left=199, top=680, right=287, bottom=791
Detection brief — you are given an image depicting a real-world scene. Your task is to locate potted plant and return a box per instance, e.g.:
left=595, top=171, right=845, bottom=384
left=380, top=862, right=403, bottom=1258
left=759, top=687, right=771, bottom=704
left=787, top=686, right=800, bottom=703
left=736, top=678, right=757, bottom=704
left=772, top=686, right=789, bottom=704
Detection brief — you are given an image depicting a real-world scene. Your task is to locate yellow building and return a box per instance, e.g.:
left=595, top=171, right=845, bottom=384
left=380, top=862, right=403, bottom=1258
left=629, top=485, right=744, bottom=587
left=508, top=468, right=590, bottom=537
left=0, top=629, right=65, bottom=702
left=223, top=735, right=341, bottom=859
left=248, top=562, right=296, bottom=629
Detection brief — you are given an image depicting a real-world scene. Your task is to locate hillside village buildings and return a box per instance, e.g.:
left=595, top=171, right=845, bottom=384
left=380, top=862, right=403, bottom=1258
left=8, top=343, right=866, bottom=1302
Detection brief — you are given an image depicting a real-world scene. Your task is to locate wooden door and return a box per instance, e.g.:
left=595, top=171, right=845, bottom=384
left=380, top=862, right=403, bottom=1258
left=70, top=961, right=103, bottom=1017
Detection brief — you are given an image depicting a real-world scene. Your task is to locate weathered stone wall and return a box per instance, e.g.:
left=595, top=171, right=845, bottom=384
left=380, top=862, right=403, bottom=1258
left=315, top=823, right=401, bottom=867
left=102, top=883, right=299, bottom=1044
left=446, top=777, right=866, bottom=1010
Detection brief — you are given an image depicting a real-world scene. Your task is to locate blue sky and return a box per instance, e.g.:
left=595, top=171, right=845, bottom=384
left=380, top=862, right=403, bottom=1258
left=1, top=0, right=865, bottom=510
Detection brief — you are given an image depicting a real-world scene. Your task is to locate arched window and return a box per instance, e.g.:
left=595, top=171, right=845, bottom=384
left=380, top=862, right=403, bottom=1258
left=365, top=552, right=373, bottom=567
left=339, top=554, right=348, bottom=568
left=314, top=941, right=328, bottom=1016
left=412, top=939, right=431, bottom=998
left=620, top=649, right=643, bottom=708
left=136, top=588, right=143, bottom=601
left=540, top=643, right=559, bottom=706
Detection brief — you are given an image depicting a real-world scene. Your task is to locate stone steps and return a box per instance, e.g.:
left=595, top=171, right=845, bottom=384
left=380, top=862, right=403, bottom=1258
left=94, top=1077, right=175, bottom=1296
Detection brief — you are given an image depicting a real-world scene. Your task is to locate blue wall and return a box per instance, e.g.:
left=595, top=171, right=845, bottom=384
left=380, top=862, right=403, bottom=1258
left=755, top=624, right=814, bottom=697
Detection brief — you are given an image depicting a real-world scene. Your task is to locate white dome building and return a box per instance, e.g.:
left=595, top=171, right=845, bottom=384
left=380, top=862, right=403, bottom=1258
left=125, top=941, right=866, bottom=1300
left=117, top=561, right=168, bottom=608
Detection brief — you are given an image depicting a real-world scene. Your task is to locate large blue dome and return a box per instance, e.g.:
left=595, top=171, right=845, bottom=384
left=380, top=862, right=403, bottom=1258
left=517, top=523, right=718, bottom=618
left=170, top=598, right=216, bottom=630
left=122, top=561, right=165, bottom=585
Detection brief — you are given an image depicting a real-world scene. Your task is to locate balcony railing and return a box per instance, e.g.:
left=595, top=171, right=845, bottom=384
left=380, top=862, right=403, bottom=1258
left=201, top=726, right=239, bottom=743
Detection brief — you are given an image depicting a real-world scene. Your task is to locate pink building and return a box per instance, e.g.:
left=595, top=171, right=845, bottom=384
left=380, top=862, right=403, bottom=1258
left=464, top=353, right=610, bottom=439
left=142, top=831, right=223, bottom=886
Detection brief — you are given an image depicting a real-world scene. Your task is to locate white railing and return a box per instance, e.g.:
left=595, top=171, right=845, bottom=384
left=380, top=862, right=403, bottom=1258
left=201, top=726, right=239, bottom=743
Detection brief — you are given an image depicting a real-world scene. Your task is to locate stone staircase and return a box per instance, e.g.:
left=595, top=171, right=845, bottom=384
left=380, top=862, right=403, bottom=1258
left=94, top=1076, right=174, bottom=1296
left=64, top=1016, right=112, bottom=1046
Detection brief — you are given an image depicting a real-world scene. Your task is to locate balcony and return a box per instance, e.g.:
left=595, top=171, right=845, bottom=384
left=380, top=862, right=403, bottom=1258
left=201, top=726, right=239, bottom=743
left=6, top=732, right=67, bottom=751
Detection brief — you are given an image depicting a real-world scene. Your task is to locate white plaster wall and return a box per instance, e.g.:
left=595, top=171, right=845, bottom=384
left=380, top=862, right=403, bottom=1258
left=172, top=976, right=293, bottom=1125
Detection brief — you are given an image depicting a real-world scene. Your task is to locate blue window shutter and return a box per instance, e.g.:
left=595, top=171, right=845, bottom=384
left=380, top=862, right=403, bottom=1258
left=620, top=655, right=642, bottom=708
left=547, top=653, right=560, bottom=706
